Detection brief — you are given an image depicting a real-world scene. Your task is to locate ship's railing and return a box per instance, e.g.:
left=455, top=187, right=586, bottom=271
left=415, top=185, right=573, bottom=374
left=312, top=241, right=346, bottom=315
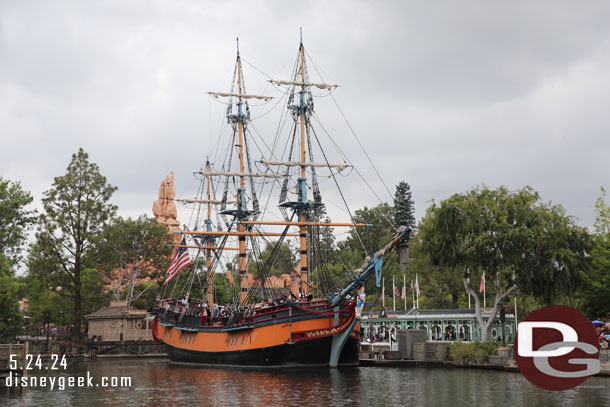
left=153, top=297, right=353, bottom=330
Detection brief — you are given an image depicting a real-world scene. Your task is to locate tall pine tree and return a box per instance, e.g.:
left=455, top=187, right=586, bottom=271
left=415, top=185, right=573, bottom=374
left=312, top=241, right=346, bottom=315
left=39, top=148, right=117, bottom=343
left=394, top=181, right=415, bottom=274
left=394, top=181, right=415, bottom=230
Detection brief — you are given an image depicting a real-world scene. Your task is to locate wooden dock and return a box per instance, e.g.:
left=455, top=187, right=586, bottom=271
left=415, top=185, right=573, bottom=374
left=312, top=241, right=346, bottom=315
left=0, top=344, right=27, bottom=381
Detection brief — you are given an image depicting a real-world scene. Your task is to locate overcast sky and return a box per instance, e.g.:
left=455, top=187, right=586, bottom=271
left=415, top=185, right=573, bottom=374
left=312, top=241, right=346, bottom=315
left=2, top=0, right=610, bottom=235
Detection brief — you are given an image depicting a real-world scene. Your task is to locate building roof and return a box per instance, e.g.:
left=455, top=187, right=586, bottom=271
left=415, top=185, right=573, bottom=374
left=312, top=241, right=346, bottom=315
left=363, top=308, right=515, bottom=320
left=84, top=301, right=148, bottom=320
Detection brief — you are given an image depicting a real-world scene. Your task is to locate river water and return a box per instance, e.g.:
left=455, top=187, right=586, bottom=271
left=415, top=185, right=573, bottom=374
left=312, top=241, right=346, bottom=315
left=1, top=358, right=609, bottom=406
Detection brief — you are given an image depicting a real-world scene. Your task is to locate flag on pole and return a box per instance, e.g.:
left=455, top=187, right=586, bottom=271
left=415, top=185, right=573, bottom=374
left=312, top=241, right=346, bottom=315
left=392, top=276, right=396, bottom=311
left=394, top=282, right=400, bottom=298
left=403, top=275, right=407, bottom=310
left=410, top=280, right=415, bottom=309
left=414, top=274, right=420, bottom=298
left=164, top=238, right=191, bottom=285
left=467, top=268, right=471, bottom=309
left=479, top=271, right=485, bottom=293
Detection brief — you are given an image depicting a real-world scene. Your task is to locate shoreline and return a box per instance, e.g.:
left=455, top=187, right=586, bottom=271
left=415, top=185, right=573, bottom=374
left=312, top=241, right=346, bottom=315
left=359, top=358, right=610, bottom=377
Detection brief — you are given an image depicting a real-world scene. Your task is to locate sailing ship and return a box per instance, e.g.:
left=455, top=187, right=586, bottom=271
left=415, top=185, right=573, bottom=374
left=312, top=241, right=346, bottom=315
left=151, top=34, right=410, bottom=367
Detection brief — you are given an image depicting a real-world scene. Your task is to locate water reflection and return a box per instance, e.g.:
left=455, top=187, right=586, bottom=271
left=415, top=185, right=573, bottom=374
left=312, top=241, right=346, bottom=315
left=1, top=359, right=608, bottom=406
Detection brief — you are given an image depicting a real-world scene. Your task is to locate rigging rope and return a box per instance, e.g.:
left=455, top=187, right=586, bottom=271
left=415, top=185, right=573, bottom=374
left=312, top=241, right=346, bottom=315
left=310, top=125, right=369, bottom=255
left=305, top=49, right=395, bottom=203
left=311, top=114, right=397, bottom=232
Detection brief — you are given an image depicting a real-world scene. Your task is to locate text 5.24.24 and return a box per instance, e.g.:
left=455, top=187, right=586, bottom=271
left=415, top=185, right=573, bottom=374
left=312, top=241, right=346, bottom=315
left=10, top=354, right=68, bottom=371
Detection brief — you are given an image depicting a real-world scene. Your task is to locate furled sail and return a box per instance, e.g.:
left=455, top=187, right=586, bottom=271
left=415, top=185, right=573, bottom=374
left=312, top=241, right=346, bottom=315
left=208, top=92, right=273, bottom=101
left=270, top=80, right=338, bottom=90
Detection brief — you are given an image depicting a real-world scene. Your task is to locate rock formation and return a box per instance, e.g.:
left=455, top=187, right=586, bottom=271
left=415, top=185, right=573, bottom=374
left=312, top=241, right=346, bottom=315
left=153, top=172, right=181, bottom=237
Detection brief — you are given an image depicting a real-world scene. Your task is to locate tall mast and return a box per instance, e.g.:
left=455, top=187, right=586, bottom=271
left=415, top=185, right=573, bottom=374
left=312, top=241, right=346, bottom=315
left=199, top=39, right=274, bottom=304
left=267, top=30, right=353, bottom=297
left=205, top=160, right=214, bottom=307
left=236, top=38, right=249, bottom=304
left=182, top=34, right=367, bottom=305
left=298, top=31, right=308, bottom=295
left=176, top=39, right=279, bottom=306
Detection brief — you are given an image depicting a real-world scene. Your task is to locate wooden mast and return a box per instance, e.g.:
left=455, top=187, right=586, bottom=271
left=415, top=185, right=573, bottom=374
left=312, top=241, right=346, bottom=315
left=205, top=160, right=214, bottom=307
left=236, top=40, right=249, bottom=304
left=298, top=33, right=308, bottom=296
left=264, top=32, right=346, bottom=297
left=181, top=35, right=363, bottom=305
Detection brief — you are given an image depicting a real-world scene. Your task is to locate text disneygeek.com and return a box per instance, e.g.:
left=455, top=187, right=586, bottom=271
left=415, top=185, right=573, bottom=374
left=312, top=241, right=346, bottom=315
left=4, top=354, right=131, bottom=390
left=5, top=371, right=132, bottom=390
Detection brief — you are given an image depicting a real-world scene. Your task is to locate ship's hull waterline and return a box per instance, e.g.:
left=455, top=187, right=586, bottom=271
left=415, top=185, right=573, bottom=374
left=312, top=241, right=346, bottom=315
left=163, top=336, right=360, bottom=367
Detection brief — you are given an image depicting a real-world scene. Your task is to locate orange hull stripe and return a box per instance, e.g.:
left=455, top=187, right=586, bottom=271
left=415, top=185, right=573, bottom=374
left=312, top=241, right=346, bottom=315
left=159, top=317, right=336, bottom=352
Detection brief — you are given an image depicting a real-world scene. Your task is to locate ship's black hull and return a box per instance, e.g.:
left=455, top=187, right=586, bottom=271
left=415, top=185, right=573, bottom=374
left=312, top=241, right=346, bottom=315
left=164, top=336, right=360, bottom=368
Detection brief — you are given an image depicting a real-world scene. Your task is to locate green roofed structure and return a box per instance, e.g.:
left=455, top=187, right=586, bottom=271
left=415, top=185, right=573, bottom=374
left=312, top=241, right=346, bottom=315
left=360, top=308, right=516, bottom=343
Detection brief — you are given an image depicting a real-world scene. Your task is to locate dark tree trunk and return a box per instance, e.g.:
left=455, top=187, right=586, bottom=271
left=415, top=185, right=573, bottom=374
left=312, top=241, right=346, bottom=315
left=73, top=258, right=82, bottom=344
left=451, top=291, right=459, bottom=307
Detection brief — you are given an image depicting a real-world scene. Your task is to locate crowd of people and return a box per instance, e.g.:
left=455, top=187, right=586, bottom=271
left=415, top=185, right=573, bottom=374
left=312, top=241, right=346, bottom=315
left=363, top=326, right=397, bottom=343
left=598, top=326, right=610, bottom=350
left=158, top=291, right=316, bottom=328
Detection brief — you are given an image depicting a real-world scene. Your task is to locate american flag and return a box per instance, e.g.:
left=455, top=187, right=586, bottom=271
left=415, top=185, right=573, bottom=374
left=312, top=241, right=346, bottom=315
left=164, top=237, right=191, bottom=285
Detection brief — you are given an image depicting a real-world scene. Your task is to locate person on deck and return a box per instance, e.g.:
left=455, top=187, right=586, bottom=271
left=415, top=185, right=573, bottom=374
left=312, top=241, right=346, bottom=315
left=213, top=304, right=219, bottom=321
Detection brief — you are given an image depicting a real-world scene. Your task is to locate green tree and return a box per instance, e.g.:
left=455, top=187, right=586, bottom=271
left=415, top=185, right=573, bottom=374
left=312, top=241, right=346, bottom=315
left=394, top=181, right=415, bottom=275
left=96, top=215, right=172, bottom=306
left=22, top=240, right=66, bottom=329
left=250, top=241, right=297, bottom=280
left=594, top=187, right=610, bottom=235
left=26, top=231, right=112, bottom=333
left=394, top=181, right=415, bottom=230
left=212, top=272, right=232, bottom=305
left=407, top=232, right=464, bottom=309
left=38, top=148, right=117, bottom=342
left=310, top=207, right=337, bottom=263
left=339, top=203, right=395, bottom=257
left=418, top=185, right=591, bottom=341
left=337, top=203, right=399, bottom=309
left=308, top=208, right=348, bottom=296
left=0, top=177, right=36, bottom=264
left=0, top=255, right=24, bottom=342
left=581, top=187, right=610, bottom=317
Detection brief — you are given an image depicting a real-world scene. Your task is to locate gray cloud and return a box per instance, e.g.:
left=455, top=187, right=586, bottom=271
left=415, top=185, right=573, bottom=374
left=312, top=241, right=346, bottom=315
left=1, top=0, right=608, bottom=236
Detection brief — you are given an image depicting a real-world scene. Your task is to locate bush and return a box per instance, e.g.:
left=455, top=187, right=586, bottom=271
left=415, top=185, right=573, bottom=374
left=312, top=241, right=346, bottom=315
left=475, top=341, right=499, bottom=362
left=449, top=341, right=499, bottom=365
left=449, top=342, right=477, bottom=365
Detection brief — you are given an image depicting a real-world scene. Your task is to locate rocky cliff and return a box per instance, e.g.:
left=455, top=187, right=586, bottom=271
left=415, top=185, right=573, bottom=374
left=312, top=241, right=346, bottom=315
left=152, top=172, right=181, bottom=237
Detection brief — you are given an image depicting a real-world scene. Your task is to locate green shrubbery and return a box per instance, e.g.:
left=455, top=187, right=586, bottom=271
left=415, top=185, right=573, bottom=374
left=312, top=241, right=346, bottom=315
left=449, top=341, right=500, bottom=365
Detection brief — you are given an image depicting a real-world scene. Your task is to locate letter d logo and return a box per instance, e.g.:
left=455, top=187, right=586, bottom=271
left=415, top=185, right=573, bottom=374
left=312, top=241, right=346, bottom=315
left=517, top=322, right=577, bottom=357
